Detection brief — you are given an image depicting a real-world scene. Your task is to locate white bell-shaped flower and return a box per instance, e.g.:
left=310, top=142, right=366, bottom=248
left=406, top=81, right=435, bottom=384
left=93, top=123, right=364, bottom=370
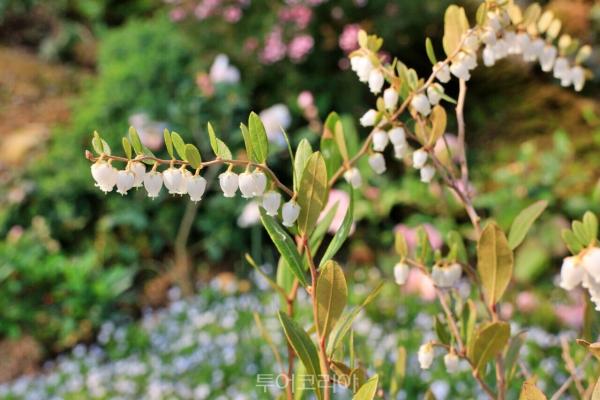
left=420, top=165, right=436, bottom=183
left=281, top=201, right=301, bottom=227
left=116, top=170, right=135, bottom=195
left=483, top=46, right=496, bottom=67
left=444, top=352, right=460, bottom=374
left=176, top=169, right=191, bottom=195
left=463, top=34, right=480, bottom=52
left=418, top=343, right=434, bottom=369
left=505, top=31, right=519, bottom=55
left=187, top=175, right=207, bottom=202
left=91, top=162, right=118, bottom=193
left=343, top=167, right=362, bottom=189
left=219, top=171, right=239, bottom=197
left=462, top=52, right=477, bottom=70
left=553, top=57, right=570, bottom=80
left=163, top=167, right=183, bottom=195
left=539, top=45, right=557, bottom=72
left=252, top=171, right=267, bottom=196
left=372, top=130, right=389, bottom=152
left=582, top=248, right=600, bottom=282
left=131, top=161, right=146, bottom=188
left=383, top=87, right=399, bottom=110
left=559, top=256, right=585, bottom=290
left=388, top=127, right=406, bottom=147
left=262, top=191, right=281, bottom=217
left=431, top=263, right=461, bottom=287
left=530, top=38, right=545, bottom=60
left=393, top=262, right=410, bottom=285
left=143, top=171, right=163, bottom=199
left=351, top=56, right=373, bottom=83
left=239, top=171, right=256, bottom=198
left=517, top=33, right=533, bottom=59
left=450, top=59, right=471, bottom=81
left=368, top=69, right=384, bottom=94
left=481, top=28, right=496, bottom=45
left=571, top=66, right=585, bottom=92
left=360, top=109, right=378, bottom=127
left=487, top=11, right=502, bottom=32
left=433, top=62, right=451, bottom=83
left=368, top=153, right=386, bottom=175
left=492, top=39, right=508, bottom=60
left=446, top=262, right=462, bottom=286
left=394, top=144, right=407, bottom=159
left=427, top=84, right=444, bottom=106
left=583, top=273, right=600, bottom=311
left=412, top=149, right=428, bottom=169
left=411, top=93, right=431, bottom=116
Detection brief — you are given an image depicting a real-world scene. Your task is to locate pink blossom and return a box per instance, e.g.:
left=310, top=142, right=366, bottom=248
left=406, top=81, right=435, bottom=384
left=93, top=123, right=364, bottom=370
left=297, top=91, right=314, bottom=110
left=339, top=24, right=361, bottom=53
left=434, top=134, right=460, bottom=162
left=555, top=303, right=584, bottom=328
left=169, top=7, right=187, bottom=22
left=404, top=268, right=436, bottom=301
left=223, top=6, right=242, bottom=23
left=288, top=34, right=314, bottom=62
left=280, top=5, right=313, bottom=29
left=317, top=189, right=355, bottom=234
left=516, top=291, right=537, bottom=313
left=261, top=28, right=287, bottom=64
left=394, top=223, right=443, bottom=253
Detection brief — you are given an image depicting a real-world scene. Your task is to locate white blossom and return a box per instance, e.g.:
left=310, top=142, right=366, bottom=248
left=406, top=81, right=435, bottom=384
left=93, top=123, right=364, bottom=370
left=372, top=130, right=389, bottom=152
left=481, top=28, right=497, bottom=45
left=539, top=45, right=557, bottom=72
left=418, top=343, right=434, bottom=369
left=412, top=149, right=428, bottom=169
left=91, top=162, right=118, bottom=193
left=368, top=153, right=386, bottom=175
left=368, top=69, right=384, bottom=94
left=239, top=172, right=256, bottom=198
left=343, top=167, right=362, bottom=189
left=351, top=56, right=373, bottom=83
left=483, top=46, right=496, bottom=67
left=487, top=11, right=502, bottom=32
left=360, top=109, right=378, bottom=127
left=281, top=201, right=301, bottom=227
left=393, top=262, right=410, bottom=285
left=433, top=62, right=451, bottom=83
left=431, top=263, right=461, bottom=288
left=411, top=93, right=431, bottom=116
left=427, top=83, right=444, bottom=106
left=131, top=161, right=146, bottom=188
left=582, top=248, right=600, bottom=282
left=420, top=165, right=436, bottom=183
left=559, top=256, right=584, bottom=290
left=219, top=171, right=239, bottom=197
left=163, top=168, right=183, bottom=195
left=388, top=127, right=406, bottom=147
left=209, top=54, right=240, bottom=84
left=186, top=175, right=207, bottom=202
left=450, top=59, right=471, bottom=81
left=262, top=191, right=281, bottom=217
left=571, top=66, right=585, bottom=92
left=444, top=352, right=460, bottom=374
left=383, top=87, right=399, bottom=110
left=116, top=170, right=135, bottom=195
left=252, top=171, right=267, bottom=196
left=143, top=171, right=163, bottom=199
left=394, top=144, right=407, bottom=159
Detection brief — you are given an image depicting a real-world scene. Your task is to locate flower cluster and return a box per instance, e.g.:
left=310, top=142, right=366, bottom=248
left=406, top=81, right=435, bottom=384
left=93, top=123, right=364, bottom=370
left=560, top=247, right=600, bottom=309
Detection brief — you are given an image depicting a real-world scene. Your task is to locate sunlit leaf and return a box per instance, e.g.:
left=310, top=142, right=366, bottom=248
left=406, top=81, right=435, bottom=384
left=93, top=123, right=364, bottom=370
left=477, top=222, right=513, bottom=307
left=320, top=189, right=354, bottom=267
left=297, top=152, right=328, bottom=235
left=468, top=321, right=510, bottom=372
left=316, top=260, right=348, bottom=339
left=508, top=200, right=548, bottom=249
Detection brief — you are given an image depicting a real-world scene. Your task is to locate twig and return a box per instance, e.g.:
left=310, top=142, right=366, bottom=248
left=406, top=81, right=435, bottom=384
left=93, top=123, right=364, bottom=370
left=550, top=354, right=591, bottom=400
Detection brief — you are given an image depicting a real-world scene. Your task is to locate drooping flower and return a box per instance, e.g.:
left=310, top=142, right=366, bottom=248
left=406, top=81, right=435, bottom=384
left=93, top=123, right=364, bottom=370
left=351, top=56, right=373, bottom=83
left=388, top=127, right=406, bottom=147
left=239, top=172, right=256, bottom=198
left=143, top=171, right=163, bottom=199
left=219, top=171, right=239, bottom=197
left=433, top=62, right=451, bottom=83
left=383, top=87, right=399, bottom=110
left=91, top=162, right=118, bottom=193
left=559, top=256, right=585, bottom=290
left=582, top=248, right=600, bottom=282
left=343, top=168, right=362, bottom=189
left=420, top=165, right=436, bottom=183
left=368, top=69, right=384, bottom=94
left=393, top=262, right=410, bottom=285
left=262, top=191, right=282, bottom=216
left=372, top=130, right=389, bottom=152
left=131, top=162, right=146, bottom=188
left=360, top=109, right=377, bottom=127
left=116, top=170, right=135, bottom=195
left=418, top=342, right=434, bottom=369
left=444, top=352, right=460, bottom=374
left=412, top=149, right=428, bottom=169
left=483, top=46, right=496, bottom=67
left=431, top=263, right=462, bottom=288
left=187, top=175, right=207, bottom=202
left=539, top=45, right=557, bottom=72
left=282, top=201, right=301, bottom=227
left=427, top=83, right=444, bottom=106
left=368, top=153, right=386, bottom=175
left=163, top=167, right=184, bottom=195
left=252, top=171, right=267, bottom=196
left=571, top=66, right=585, bottom=92
left=411, top=94, right=431, bottom=116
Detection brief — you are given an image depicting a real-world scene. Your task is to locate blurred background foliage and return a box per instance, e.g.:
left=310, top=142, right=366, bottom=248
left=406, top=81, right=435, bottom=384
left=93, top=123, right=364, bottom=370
left=0, top=0, right=599, bottom=393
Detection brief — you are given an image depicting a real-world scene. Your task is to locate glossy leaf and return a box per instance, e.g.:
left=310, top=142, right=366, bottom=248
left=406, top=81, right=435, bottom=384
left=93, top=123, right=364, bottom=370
left=260, top=209, right=307, bottom=287
left=425, top=37, right=437, bottom=65
left=240, top=122, right=253, bottom=161
left=468, top=321, right=510, bottom=372
left=583, top=211, right=599, bottom=242
left=184, top=144, right=202, bottom=169
left=128, top=126, right=143, bottom=155
left=442, top=5, right=469, bottom=57
left=434, top=315, right=451, bottom=345
left=562, top=229, right=583, bottom=254
left=321, top=112, right=343, bottom=179
left=276, top=257, right=296, bottom=296
left=207, top=122, right=232, bottom=160
left=477, top=222, right=514, bottom=307
left=297, top=152, right=328, bottom=235
left=353, top=375, right=378, bottom=399
left=508, top=200, right=548, bottom=249
left=164, top=129, right=174, bottom=159
left=294, top=139, right=313, bottom=192
left=248, top=112, right=269, bottom=163
left=505, top=331, right=527, bottom=382
left=316, top=260, right=348, bottom=339
left=334, top=120, right=349, bottom=162
left=122, top=138, right=132, bottom=159
left=171, top=132, right=186, bottom=160
left=320, top=189, right=354, bottom=268
left=429, top=105, right=447, bottom=146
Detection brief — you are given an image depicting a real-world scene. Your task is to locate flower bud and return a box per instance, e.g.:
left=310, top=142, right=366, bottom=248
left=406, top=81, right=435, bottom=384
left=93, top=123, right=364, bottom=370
left=219, top=171, right=239, bottom=197
left=372, top=130, right=389, bottom=152
left=351, top=56, right=373, bottom=83
left=411, top=93, right=431, bottom=116
left=91, top=162, right=118, bottom=193
left=393, top=262, right=410, bottom=285
left=368, top=153, right=386, bottom=175
left=582, top=248, right=600, bottom=282
left=131, top=161, right=146, bottom=188
left=239, top=171, right=256, bottom=198
left=412, top=149, right=428, bottom=169
left=559, top=256, right=584, bottom=290
left=262, top=191, right=281, bottom=216
left=143, top=171, right=163, bottom=199
left=418, top=343, right=434, bottom=369
left=444, top=352, right=460, bottom=374
left=383, top=87, right=399, bottom=110
left=360, top=109, right=377, bottom=127
left=187, top=175, right=207, bottom=202
left=252, top=171, right=267, bottom=196
left=420, top=165, right=436, bottom=183
left=163, top=167, right=183, bottom=194
left=116, top=170, right=135, bottom=195
left=368, top=69, right=384, bottom=94
left=282, top=200, right=301, bottom=227
left=433, top=62, right=451, bottom=83
left=427, top=83, right=444, bottom=106
left=343, top=167, right=362, bottom=189
left=388, top=127, right=406, bottom=147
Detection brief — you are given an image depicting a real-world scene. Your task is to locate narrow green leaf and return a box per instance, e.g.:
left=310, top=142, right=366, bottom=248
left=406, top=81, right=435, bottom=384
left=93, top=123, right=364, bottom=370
left=240, top=123, right=253, bottom=161
left=294, top=139, right=313, bottom=193
left=184, top=144, right=202, bottom=169
left=276, top=257, right=296, bottom=296
left=508, top=200, right=548, bottom=249
left=320, top=189, right=354, bottom=267
left=447, top=231, right=467, bottom=263
left=321, top=113, right=343, bottom=179
left=128, top=127, right=143, bottom=155
left=334, top=121, right=349, bottom=162
left=417, top=226, right=432, bottom=264
left=352, top=374, right=378, bottom=399
left=562, top=229, right=583, bottom=254
left=260, top=209, right=307, bottom=287
left=100, top=139, right=111, bottom=155
left=477, top=222, right=514, bottom=307
left=309, top=202, right=339, bottom=254
left=462, top=299, right=477, bottom=353
left=253, top=312, right=283, bottom=370
left=468, top=321, right=510, bottom=372
left=389, top=347, right=406, bottom=396
left=505, top=331, right=527, bottom=382
left=141, top=147, right=156, bottom=165
left=316, top=260, right=348, bottom=339
left=395, top=231, right=408, bottom=258
left=425, top=37, right=437, bottom=65
left=171, top=132, right=187, bottom=160
left=122, top=138, right=132, bottom=159
left=277, top=312, right=323, bottom=400
left=297, top=152, right=328, bottom=235
left=434, top=315, right=451, bottom=345
left=207, top=122, right=232, bottom=159
left=583, top=211, right=599, bottom=243
left=164, top=128, right=174, bottom=159
left=92, top=131, right=103, bottom=155
left=248, top=112, right=269, bottom=163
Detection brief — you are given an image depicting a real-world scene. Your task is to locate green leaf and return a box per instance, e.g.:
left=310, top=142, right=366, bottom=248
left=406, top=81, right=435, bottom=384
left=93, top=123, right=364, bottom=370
left=297, top=152, right=328, bottom=236
left=416, top=226, right=432, bottom=264
left=505, top=331, right=527, bottom=382
left=462, top=299, right=477, bottom=350
left=389, top=347, right=406, bottom=396
left=442, top=5, right=470, bottom=57
left=259, top=209, right=307, bottom=287
left=294, top=139, right=313, bottom=192
left=321, top=113, right=343, bottom=179
left=248, top=112, right=269, bottom=163
left=562, top=228, right=583, bottom=254
left=141, top=147, right=156, bottom=165
left=240, top=122, right=253, bottom=161
left=395, top=231, right=408, bottom=258
left=276, top=257, right=296, bottom=296
left=128, top=127, right=143, bottom=155
left=309, top=202, right=339, bottom=255
left=477, top=222, right=514, bottom=307
left=519, top=378, right=547, bottom=400
left=584, top=211, right=599, bottom=243
left=429, top=105, right=447, bottom=146
left=164, top=128, right=174, bottom=159
left=353, top=374, right=378, bottom=399
left=277, top=312, right=323, bottom=400
left=100, top=139, right=111, bottom=155
left=207, top=122, right=232, bottom=159
left=246, top=254, right=286, bottom=299
left=434, top=315, right=451, bottom=345
left=320, top=189, right=354, bottom=267
left=508, top=200, right=548, bottom=249
left=334, top=120, right=349, bottom=162
left=184, top=144, right=202, bottom=169
left=425, top=37, right=437, bottom=65
left=171, top=132, right=187, bottom=160
left=447, top=231, right=468, bottom=263
left=316, top=260, right=348, bottom=339
left=468, top=321, right=510, bottom=372
left=122, top=138, right=132, bottom=159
